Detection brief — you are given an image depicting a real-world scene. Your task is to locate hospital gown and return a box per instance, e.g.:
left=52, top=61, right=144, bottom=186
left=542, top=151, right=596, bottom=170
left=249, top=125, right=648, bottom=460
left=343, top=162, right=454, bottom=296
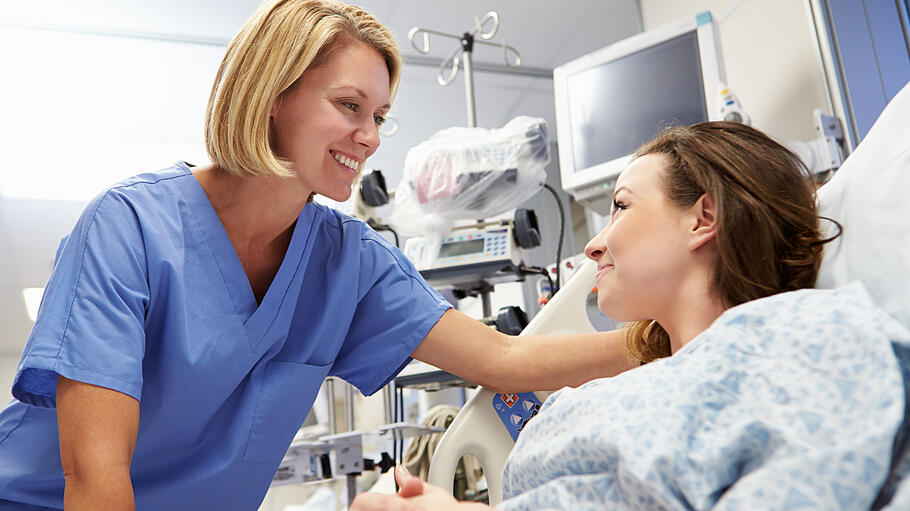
left=500, top=283, right=910, bottom=510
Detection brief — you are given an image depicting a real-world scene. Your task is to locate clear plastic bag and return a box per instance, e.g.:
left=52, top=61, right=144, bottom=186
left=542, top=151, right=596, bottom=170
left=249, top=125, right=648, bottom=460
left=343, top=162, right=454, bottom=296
left=390, top=116, right=550, bottom=237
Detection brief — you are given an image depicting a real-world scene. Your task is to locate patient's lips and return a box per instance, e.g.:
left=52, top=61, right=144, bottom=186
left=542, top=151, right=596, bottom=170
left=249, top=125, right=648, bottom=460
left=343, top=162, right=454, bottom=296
left=596, top=263, right=615, bottom=278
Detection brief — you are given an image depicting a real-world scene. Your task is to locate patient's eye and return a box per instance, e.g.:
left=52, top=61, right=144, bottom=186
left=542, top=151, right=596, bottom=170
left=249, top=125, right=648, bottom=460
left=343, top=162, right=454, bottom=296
left=611, top=199, right=628, bottom=215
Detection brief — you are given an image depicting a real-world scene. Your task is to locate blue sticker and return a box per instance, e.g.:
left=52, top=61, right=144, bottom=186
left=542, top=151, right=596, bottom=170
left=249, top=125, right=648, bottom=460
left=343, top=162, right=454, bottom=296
left=493, top=392, right=542, bottom=441
left=696, top=11, right=713, bottom=27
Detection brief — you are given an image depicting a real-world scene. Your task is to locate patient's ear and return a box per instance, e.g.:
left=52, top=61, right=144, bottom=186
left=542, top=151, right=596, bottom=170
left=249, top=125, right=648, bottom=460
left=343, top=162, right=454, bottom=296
left=688, top=194, right=717, bottom=251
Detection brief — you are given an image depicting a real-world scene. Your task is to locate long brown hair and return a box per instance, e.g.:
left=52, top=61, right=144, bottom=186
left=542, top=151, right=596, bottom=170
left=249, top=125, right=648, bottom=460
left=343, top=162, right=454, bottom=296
left=624, top=121, right=840, bottom=363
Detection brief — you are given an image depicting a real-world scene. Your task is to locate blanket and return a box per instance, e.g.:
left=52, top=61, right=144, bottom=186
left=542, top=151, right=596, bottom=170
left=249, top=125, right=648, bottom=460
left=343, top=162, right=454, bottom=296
left=500, top=283, right=910, bottom=510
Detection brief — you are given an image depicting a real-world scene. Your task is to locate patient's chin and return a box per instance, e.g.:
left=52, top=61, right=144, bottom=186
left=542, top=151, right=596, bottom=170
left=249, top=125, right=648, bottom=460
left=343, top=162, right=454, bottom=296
left=598, top=298, right=637, bottom=323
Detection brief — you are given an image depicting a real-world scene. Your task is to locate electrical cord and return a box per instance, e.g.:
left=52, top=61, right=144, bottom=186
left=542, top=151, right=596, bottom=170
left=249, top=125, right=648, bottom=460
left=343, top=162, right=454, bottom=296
left=385, top=227, right=400, bottom=248
left=542, top=184, right=566, bottom=293
left=520, top=265, right=554, bottom=299
left=368, top=221, right=400, bottom=248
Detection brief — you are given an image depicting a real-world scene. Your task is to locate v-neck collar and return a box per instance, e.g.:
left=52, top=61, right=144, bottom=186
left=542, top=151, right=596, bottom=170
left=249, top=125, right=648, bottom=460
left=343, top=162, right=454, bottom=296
left=176, top=162, right=318, bottom=350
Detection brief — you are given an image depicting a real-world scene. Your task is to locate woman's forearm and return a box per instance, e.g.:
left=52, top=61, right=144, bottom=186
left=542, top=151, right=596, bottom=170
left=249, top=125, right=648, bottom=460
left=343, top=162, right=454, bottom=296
left=502, top=328, right=637, bottom=391
left=415, top=309, right=635, bottom=393
left=57, top=375, right=140, bottom=511
left=64, top=468, right=135, bottom=511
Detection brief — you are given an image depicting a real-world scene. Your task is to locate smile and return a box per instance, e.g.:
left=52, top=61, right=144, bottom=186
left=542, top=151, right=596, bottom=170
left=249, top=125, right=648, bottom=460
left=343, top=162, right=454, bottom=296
left=596, top=264, right=615, bottom=278
left=330, top=150, right=361, bottom=174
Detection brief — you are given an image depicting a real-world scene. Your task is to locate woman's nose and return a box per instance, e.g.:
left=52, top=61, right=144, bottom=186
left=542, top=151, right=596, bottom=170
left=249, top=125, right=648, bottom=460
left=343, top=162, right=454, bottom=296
left=584, top=231, right=606, bottom=261
left=585, top=222, right=613, bottom=261
left=354, top=118, right=380, bottom=154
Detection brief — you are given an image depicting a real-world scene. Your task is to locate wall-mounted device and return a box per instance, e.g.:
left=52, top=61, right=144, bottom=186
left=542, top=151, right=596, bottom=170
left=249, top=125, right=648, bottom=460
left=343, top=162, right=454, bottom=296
left=717, top=82, right=751, bottom=124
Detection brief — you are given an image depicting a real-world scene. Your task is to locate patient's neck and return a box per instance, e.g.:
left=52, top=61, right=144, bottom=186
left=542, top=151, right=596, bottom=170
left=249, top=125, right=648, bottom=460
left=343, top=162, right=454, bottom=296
left=660, top=285, right=726, bottom=355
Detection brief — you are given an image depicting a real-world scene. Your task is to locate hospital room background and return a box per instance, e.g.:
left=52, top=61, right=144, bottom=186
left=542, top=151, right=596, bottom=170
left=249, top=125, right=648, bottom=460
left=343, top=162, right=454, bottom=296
left=1, top=0, right=908, bottom=509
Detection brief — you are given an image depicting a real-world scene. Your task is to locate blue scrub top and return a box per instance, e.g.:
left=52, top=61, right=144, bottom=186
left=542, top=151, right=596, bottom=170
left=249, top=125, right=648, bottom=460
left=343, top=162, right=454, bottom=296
left=0, top=163, right=452, bottom=510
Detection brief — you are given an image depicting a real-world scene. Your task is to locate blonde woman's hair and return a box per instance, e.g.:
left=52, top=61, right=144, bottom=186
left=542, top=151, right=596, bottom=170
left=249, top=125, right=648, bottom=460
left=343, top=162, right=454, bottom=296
left=623, top=122, right=841, bottom=364
left=205, top=0, right=402, bottom=178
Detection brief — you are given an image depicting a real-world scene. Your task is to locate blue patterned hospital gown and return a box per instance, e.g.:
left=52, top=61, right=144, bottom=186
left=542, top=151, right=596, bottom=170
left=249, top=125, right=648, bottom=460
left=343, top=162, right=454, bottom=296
left=500, top=283, right=910, bottom=510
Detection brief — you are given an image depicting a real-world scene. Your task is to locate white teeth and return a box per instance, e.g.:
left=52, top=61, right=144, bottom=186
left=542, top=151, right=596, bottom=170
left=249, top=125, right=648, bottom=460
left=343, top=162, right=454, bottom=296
left=331, top=151, right=359, bottom=171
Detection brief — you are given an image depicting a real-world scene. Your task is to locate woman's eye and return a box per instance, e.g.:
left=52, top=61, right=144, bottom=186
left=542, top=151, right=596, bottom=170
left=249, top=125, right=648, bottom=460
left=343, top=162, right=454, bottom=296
left=611, top=199, right=628, bottom=215
left=341, top=102, right=357, bottom=112
left=374, top=115, right=387, bottom=126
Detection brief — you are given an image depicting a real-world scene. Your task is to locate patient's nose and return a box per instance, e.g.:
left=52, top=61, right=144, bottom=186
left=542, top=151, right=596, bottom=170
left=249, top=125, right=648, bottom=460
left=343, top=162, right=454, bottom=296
left=585, top=233, right=605, bottom=261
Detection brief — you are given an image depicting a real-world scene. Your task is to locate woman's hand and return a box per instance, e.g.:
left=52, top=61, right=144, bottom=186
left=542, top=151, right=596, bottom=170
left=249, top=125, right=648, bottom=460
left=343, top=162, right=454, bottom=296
left=351, top=466, right=490, bottom=511
left=350, top=466, right=430, bottom=511
left=394, top=465, right=425, bottom=498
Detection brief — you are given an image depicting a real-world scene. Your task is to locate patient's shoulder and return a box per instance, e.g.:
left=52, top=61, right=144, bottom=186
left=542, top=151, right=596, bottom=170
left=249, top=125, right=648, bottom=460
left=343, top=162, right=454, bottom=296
left=678, top=282, right=909, bottom=370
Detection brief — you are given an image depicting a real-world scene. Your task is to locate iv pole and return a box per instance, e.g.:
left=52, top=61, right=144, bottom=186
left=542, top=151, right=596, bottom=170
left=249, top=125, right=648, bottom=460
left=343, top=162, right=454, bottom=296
left=408, top=11, right=522, bottom=128
left=407, top=13, right=524, bottom=318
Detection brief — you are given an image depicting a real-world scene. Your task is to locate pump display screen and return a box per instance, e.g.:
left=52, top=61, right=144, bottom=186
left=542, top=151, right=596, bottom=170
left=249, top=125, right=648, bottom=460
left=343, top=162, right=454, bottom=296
left=438, top=239, right=485, bottom=258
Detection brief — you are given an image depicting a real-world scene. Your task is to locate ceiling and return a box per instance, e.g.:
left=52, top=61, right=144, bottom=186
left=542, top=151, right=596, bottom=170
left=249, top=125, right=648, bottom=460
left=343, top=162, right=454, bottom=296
left=0, top=0, right=643, bottom=355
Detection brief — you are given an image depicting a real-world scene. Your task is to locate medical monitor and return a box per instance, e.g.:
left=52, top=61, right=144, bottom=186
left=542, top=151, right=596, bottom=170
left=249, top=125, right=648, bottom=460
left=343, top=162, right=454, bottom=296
left=554, top=12, right=726, bottom=214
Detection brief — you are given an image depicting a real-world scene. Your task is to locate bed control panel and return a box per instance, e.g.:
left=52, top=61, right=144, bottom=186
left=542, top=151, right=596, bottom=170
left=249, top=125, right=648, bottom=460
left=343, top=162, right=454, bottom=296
left=493, top=392, right=542, bottom=441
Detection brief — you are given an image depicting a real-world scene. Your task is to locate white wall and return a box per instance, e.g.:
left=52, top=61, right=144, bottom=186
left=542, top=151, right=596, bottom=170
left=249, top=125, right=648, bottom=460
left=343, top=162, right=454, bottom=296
left=0, top=354, right=19, bottom=404
left=640, top=0, right=831, bottom=144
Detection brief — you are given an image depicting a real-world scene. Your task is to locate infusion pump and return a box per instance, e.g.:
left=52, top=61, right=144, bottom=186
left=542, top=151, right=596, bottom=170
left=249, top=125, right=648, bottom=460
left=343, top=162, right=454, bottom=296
left=404, top=223, right=523, bottom=286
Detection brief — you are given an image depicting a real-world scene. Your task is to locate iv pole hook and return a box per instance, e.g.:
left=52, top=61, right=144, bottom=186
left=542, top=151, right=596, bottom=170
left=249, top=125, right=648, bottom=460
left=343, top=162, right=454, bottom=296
left=407, top=11, right=522, bottom=127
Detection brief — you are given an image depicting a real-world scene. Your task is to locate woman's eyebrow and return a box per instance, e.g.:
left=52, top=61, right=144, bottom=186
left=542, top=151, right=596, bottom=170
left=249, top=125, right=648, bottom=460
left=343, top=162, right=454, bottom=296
left=331, top=85, right=390, bottom=110
left=613, top=186, right=635, bottom=197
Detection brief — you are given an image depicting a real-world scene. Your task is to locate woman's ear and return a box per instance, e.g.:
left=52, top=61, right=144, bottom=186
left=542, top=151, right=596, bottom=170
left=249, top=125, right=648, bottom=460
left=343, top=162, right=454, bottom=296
left=270, top=95, right=283, bottom=118
left=688, top=194, right=717, bottom=251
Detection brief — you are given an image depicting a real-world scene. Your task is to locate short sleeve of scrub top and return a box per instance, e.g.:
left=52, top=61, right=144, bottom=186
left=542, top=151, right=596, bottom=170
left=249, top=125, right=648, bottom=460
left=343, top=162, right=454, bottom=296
left=13, top=189, right=148, bottom=407
left=326, top=219, right=453, bottom=396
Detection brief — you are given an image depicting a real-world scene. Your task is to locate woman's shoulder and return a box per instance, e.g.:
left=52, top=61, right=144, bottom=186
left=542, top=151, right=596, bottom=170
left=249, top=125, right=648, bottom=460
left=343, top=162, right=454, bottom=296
left=714, top=283, right=897, bottom=333
left=72, top=162, right=192, bottom=218
left=98, top=162, right=194, bottom=202
left=681, top=283, right=910, bottom=367
left=65, top=163, right=197, bottom=250
left=311, top=202, right=364, bottom=231
left=308, top=201, right=416, bottom=274
left=310, top=202, right=390, bottom=246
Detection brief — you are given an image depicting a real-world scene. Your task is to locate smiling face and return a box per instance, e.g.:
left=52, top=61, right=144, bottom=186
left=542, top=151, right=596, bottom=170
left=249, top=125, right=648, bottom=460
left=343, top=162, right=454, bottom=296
left=270, top=40, right=391, bottom=201
left=584, top=154, right=695, bottom=321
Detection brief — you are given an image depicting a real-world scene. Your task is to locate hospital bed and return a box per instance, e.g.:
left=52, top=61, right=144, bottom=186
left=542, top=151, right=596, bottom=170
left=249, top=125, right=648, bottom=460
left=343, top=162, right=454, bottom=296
left=427, top=79, right=910, bottom=507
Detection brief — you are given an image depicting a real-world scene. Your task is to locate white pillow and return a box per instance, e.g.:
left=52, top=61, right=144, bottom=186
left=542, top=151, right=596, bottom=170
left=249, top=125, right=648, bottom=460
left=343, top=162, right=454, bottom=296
left=816, top=80, right=910, bottom=331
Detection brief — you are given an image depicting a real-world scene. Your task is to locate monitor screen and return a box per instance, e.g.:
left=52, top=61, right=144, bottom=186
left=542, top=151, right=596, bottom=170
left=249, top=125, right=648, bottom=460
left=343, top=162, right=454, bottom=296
left=566, top=31, right=708, bottom=171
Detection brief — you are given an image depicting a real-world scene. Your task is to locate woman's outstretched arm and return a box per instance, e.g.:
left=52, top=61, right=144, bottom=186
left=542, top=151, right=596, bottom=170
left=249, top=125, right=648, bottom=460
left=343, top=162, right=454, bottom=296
left=412, top=309, right=634, bottom=393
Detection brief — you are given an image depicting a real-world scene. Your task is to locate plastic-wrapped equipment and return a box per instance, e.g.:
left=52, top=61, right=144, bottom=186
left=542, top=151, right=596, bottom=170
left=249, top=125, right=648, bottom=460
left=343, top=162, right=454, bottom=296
left=390, top=116, right=550, bottom=237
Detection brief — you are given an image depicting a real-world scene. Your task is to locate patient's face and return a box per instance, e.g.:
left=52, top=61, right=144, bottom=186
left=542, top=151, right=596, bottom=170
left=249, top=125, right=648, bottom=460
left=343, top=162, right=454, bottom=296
left=584, top=154, right=692, bottom=321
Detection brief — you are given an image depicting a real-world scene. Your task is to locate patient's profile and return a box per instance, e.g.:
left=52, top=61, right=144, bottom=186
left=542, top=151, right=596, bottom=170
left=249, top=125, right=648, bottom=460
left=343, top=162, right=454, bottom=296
left=586, top=121, right=838, bottom=362
left=353, top=122, right=910, bottom=511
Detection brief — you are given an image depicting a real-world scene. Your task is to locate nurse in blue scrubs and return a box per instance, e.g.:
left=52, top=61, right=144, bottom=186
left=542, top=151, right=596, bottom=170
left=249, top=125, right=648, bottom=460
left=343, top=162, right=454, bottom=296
left=0, top=1, right=633, bottom=509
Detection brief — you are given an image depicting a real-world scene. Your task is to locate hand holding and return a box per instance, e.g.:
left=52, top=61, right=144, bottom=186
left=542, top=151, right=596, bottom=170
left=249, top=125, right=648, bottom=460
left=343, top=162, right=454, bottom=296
left=349, top=466, right=427, bottom=511
left=395, top=465, right=424, bottom=498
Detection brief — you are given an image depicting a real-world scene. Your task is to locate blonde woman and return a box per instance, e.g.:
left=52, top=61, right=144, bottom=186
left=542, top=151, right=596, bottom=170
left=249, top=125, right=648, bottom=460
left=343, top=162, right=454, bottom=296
left=0, top=1, right=631, bottom=509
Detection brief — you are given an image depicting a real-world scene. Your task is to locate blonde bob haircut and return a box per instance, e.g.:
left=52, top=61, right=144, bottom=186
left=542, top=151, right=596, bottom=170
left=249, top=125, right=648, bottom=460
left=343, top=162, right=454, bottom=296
left=205, top=0, right=403, bottom=178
